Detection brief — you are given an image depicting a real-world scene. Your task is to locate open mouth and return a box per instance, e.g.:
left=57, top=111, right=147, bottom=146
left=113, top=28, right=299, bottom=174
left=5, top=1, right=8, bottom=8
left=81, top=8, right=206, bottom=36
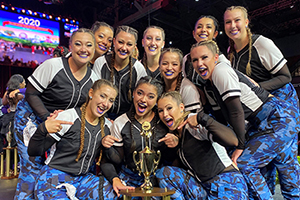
left=97, top=106, right=106, bottom=114
left=148, top=46, right=157, bottom=52
left=199, top=34, right=208, bottom=39
left=231, top=30, right=239, bottom=35
left=198, top=67, right=208, bottom=77
left=137, top=103, right=147, bottom=113
left=165, top=118, right=174, bottom=127
left=165, top=70, right=174, bottom=76
left=79, top=54, right=88, bottom=58
left=119, top=50, right=127, bottom=56
left=99, top=44, right=107, bottom=51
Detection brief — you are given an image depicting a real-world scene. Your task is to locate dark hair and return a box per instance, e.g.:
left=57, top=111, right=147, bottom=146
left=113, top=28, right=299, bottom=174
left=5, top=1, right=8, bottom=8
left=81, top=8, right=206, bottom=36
left=159, top=47, right=184, bottom=92
left=90, top=21, right=114, bottom=34
left=75, top=79, right=118, bottom=165
left=7, top=74, right=24, bottom=91
left=53, top=46, right=69, bottom=57
left=135, top=76, right=164, bottom=98
left=195, top=15, right=219, bottom=34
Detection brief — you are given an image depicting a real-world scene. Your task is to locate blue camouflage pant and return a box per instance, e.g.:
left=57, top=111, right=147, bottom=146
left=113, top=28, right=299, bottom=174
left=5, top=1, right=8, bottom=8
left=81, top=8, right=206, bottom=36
left=103, top=165, right=160, bottom=200
left=156, top=166, right=248, bottom=200
left=262, top=83, right=300, bottom=195
left=239, top=96, right=300, bottom=200
left=14, top=99, right=43, bottom=200
left=35, top=165, right=114, bottom=200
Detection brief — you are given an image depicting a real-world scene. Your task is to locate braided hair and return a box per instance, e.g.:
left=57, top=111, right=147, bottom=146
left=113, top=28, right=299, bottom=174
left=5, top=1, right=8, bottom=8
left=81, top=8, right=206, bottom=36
left=159, top=47, right=184, bottom=92
left=75, top=79, right=118, bottom=165
left=111, top=25, right=138, bottom=102
left=226, top=6, right=253, bottom=76
left=191, top=40, right=220, bottom=56
left=129, top=76, right=163, bottom=153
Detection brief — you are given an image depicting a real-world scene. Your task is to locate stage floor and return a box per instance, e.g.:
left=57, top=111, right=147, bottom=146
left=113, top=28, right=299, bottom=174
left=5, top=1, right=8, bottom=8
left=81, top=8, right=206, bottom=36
left=0, top=48, right=51, bottom=64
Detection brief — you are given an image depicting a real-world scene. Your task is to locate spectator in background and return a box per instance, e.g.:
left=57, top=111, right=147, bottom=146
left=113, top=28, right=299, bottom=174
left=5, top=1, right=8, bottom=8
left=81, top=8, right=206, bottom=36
left=52, top=46, right=69, bottom=58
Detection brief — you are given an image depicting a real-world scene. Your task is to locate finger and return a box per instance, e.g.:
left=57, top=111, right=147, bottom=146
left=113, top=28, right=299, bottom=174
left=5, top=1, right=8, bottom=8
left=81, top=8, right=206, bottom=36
left=177, top=119, right=188, bottom=129
left=57, top=120, right=73, bottom=125
left=158, top=136, right=168, bottom=143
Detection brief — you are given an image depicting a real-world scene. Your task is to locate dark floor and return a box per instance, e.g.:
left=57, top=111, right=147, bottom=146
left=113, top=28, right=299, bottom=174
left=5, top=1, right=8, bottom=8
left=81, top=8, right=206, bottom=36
left=0, top=178, right=17, bottom=200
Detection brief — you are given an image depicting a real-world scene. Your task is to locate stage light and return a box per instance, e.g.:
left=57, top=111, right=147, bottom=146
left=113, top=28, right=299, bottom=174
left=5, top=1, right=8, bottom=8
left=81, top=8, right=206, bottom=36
left=34, top=12, right=37, bottom=15
left=42, top=13, right=46, bottom=17
left=76, top=21, right=79, bottom=25
left=28, top=10, right=32, bottom=14
left=58, top=17, right=61, bottom=20
left=11, top=7, right=15, bottom=11
left=22, top=9, right=25, bottom=13
left=49, top=15, right=53, bottom=19
left=62, top=18, right=65, bottom=22
left=4, top=6, right=8, bottom=10
left=66, top=18, right=69, bottom=22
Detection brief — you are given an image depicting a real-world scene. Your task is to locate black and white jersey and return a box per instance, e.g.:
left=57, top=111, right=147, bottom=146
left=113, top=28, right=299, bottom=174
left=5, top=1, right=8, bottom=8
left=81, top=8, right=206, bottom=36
left=179, top=113, right=232, bottom=182
left=146, top=66, right=161, bottom=80
left=43, top=107, right=112, bottom=175
left=179, top=78, right=202, bottom=112
left=210, top=61, right=269, bottom=119
left=93, top=54, right=147, bottom=117
left=110, top=110, right=173, bottom=170
left=28, top=57, right=99, bottom=113
left=231, top=34, right=287, bottom=83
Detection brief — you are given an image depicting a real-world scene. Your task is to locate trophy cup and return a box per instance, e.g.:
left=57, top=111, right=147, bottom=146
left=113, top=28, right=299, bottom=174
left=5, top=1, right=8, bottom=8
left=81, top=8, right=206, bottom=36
left=133, top=121, right=161, bottom=190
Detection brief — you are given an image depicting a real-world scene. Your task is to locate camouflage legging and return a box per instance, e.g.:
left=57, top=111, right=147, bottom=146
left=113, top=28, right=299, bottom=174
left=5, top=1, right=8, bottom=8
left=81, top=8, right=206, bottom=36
left=156, top=166, right=248, bottom=200
left=239, top=96, right=300, bottom=200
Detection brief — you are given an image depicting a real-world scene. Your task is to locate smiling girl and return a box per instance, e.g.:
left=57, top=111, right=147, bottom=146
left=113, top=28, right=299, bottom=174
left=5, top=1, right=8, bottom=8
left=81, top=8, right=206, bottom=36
left=159, top=48, right=202, bottom=113
left=28, top=79, right=118, bottom=199
left=190, top=40, right=300, bottom=199
left=141, top=26, right=165, bottom=80
left=99, top=76, right=178, bottom=198
left=14, top=28, right=99, bottom=200
left=93, top=25, right=147, bottom=120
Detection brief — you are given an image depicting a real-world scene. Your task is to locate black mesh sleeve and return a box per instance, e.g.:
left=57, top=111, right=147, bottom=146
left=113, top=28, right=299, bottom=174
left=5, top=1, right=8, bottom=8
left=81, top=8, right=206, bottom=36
left=27, top=122, right=56, bottom=156
left=197, top=111, right=238, bottom=147
left=223, top=96, right=246, bottom=149
left=259, top=64, right=291, bottom=91
left=25, top=82, right=50, bottom=121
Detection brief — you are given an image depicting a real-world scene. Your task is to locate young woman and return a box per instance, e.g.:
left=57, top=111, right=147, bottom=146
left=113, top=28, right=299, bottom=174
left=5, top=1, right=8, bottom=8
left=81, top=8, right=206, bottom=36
left=89, top=21, right=114, bottom=68
left=28, top=79, right=119, bottom=199
left=159, top=47, right=202, bottom=113
left=0, top=74, right=26, bottom=150
left=100, top=76, right=178, bottom=198
left=93, top=25, right=147, bottom=120
left=156, top=91, right=248, bottom=199
left=14, top=28, right=99, bottom=200
left=224, top=5, right=300, bottom=194
left=181, top=16, right=230, bottom=115
left=190, top=40, right=300, bottom=200
left=141, top=26, right=165, bottom=80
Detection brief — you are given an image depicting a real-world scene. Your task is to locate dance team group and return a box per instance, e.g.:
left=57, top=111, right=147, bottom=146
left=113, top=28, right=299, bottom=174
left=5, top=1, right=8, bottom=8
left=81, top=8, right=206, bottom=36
left=11, top=5, right=300, bottom=200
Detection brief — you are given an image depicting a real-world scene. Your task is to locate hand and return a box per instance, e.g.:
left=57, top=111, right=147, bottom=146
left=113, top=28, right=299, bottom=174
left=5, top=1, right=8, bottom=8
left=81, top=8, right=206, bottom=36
left=102, top=135, right=120, bottom=148
left=45, top=118, right=73, bottom=133
left=231, top=149, right=244, bottom=166
left=48, top=110, right=64, bottom=120
left=158, top=133, right=179, bottom=148
left=177, top=114, right=198, bottom=130
left=8, top=89, right=19, bottom=98
left=112, top=177, right=135, bottom=197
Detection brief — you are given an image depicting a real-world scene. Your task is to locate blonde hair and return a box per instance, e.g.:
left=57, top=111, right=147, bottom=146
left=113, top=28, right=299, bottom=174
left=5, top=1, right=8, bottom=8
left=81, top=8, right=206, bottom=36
left=190, top=40, right=220, bottom=56
left=226, top=6, right=253, bottom=75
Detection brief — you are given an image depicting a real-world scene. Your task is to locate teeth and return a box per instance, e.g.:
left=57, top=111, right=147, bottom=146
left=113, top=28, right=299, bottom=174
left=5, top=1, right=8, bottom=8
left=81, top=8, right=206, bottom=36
left=79, top=54, right=88, bottom=58
left=231, top=30, right=238, bottom=35
left=165, top=118, right=173, bottom=127
left=99, top=44, right=107, bottom=51
left=199, top=34, right=207, bottom=39
left=138, top=103, right=147, bottom=113
left=165, top=70, right=173, bottom=76
left=119, top=51, right=127, bottom=56
left=149, top=46, right=156, bottom=52
left=97, top=106, right=105, bottom=114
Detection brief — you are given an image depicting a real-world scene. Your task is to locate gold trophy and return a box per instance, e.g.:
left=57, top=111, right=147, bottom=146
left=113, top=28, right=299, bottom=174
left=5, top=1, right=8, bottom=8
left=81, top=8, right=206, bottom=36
left=133, top=121, right=161, bottom=190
